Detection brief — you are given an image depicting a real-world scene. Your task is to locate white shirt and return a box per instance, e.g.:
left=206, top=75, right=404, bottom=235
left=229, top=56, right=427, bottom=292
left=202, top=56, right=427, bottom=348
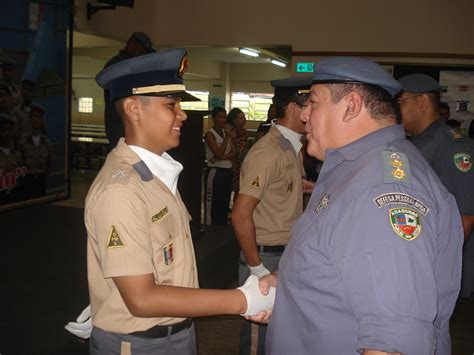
left=275, top=124, right=303, bottom=154
left=129, top=145, right=183, bottom=196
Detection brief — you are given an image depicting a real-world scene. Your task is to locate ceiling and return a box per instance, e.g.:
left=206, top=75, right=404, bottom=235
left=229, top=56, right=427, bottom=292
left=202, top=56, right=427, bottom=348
left=72, top=31, right=291, bottom=65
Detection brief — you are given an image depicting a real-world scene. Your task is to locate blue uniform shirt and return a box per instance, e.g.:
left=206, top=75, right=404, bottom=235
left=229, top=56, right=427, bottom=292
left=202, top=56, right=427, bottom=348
left=266, top=125, right=463, bottom=355
left=409, top=118, right=474, bottom=215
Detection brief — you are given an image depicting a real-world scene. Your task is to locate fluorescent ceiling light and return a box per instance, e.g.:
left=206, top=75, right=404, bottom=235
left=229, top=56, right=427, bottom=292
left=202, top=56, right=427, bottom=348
left=239, top=48, right=260, bottom=57
left=271, top=59, right=287, bottom=68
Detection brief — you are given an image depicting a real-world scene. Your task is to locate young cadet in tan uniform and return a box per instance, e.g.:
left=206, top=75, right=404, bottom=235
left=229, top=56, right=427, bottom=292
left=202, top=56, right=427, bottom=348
left=231, top=77, right=313, bottom=355
left=78, top=48, right=275, bottom=355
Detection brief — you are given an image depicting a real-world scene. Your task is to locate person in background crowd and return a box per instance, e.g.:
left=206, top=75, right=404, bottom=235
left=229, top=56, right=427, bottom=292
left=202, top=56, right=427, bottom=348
left=397, top=73, right=474, bottom=299
left=204, top=106, right=236, bottom=225
left=20, top=104, right=53, bottom=199
left=1, top=58, right=22, bottom=108
left=14, top=80, right=36, bottom=139
left=232, top=77, right=312, bottom=355
left=226, top=107, right=249, bottom=200
left=0, top=113, right=23, bottom=203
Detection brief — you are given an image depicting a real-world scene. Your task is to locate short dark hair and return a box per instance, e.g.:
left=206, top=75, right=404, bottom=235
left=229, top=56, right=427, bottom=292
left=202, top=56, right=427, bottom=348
left=327, top=83, right=397, bottom=122
left=211, top=106, right=226, bottom=118
left=439, top=102, right=450, bottom=111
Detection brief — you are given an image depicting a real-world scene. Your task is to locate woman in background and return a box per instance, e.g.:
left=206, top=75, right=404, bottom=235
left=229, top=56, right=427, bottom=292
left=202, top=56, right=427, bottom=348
left=226, top=108, right=249, bottom=200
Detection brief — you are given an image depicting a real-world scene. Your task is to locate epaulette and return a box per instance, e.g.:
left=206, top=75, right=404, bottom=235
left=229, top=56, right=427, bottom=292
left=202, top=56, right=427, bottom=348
left=444, top=127, right=463, bottom=141
left=277, top=134, right=292, bottom=151
left=380, top=150, right=411, bottom=186
left=108, top=162, right=133, bottom=185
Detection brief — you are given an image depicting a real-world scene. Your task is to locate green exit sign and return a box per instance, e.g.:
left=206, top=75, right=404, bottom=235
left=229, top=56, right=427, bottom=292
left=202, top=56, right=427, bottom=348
left=296, top=62, right=314, bottom=73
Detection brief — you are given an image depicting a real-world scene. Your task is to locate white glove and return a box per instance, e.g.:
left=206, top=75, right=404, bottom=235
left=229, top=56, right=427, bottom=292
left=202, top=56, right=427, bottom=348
left=249, top=263, right=271, bottom=278
left=65, top=305, right=92, bottom=339
left=237, top=275, right=276, bottom=316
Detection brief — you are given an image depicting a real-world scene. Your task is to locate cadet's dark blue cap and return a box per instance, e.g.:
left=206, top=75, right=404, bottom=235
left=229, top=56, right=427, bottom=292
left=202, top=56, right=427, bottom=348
left=96, top=48, right=199, bottom=102
left=271, top=77, right=312, bottom=104
left=398, top=74, right=441, bottom=93
left=312, top=57, right=401, bottom=98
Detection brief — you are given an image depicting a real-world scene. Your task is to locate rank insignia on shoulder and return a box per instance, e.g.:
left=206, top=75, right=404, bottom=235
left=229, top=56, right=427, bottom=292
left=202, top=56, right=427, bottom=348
left=381, top=151, right=411, bottom=185
left=448, top=129, right=462, bottom=140
left=315, top=194, right=330, bottom=212
left=389, top=208, right=421, bottom=241
left=250, top=175, right=260, bottom=188
left=107, top=226, right=125, bottom=248
left=453, top=153, right=472, bottom=172
left=152, top=206, right=169, bottom=222
left=163, top=242, right=174, bottom=265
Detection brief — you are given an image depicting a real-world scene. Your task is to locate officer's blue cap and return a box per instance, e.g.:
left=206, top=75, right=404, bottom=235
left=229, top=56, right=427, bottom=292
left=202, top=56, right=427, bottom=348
left=96, top=48, right=199, bottom=102
left=312, top=57, right=401, bottom=98
left=398, top=74, right=441, bottom=93
left=271, top=77, right=312, bottom=104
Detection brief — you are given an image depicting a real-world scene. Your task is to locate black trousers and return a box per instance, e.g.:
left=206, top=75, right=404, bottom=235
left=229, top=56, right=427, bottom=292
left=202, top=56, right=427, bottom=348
left=205, top=167, right=233, bottom=225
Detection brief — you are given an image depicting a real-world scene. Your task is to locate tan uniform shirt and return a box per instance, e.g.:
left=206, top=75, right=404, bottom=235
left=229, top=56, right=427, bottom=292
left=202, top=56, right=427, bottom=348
left=239, top=126, right=304, bottom=245
left=86, top=140, right=198, bottom=334
left=13, top=106, right=32, bottom=138
left=20, top=135, right=52, bottom=175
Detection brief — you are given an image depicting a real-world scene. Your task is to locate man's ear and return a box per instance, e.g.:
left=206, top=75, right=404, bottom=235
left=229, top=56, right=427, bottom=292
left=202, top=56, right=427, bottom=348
left=342, top=91, right=362, bottom=122
left=122, top=97, right=141, bottom=122
left=418, top=94, right=431, bottom=111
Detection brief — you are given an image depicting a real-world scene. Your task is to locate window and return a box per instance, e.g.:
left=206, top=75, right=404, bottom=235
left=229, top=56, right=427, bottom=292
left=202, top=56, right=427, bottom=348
left=180, top=91, right=210, bottom=111
left=78, top=97, right=93, bottom=113
left=230, top=92, right=273, bottom=121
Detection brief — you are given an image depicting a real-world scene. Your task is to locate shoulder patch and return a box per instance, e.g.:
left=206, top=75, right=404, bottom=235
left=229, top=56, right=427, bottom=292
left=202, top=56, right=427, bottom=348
left=381, top=151, right=411, bottom=185
left=447, top=128, right=462, bottom=140
left=250, top=175, right=260, bottom=188
left=453, top=152, right=472, bottom=172
left=107, top=226, right=125, bottom=248
left=389, top=208, right=421, bottom=241
left=109, top=164, right=133, bottom=185
left=374, top=192, right=430, bottom=215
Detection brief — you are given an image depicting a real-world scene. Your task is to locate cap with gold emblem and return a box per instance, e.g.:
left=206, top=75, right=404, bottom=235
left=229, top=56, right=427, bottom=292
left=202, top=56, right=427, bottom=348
left=95, top=47, right=199, bottom=102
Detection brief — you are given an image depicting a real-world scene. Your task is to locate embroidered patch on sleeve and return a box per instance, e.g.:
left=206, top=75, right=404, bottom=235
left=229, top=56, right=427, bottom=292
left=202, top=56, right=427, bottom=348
left=250, top=175, right=260, bottom=188
left=374, top=193, right=430, bottom=216
left=389, top=208, right=421, bottom=241
left=152, top=207, right=169, bottom=222
left=454, top=153, right=472, bottom=172
left=107, top=226, right=125, bottom=248
left=163, top=242, right=174, bottom=265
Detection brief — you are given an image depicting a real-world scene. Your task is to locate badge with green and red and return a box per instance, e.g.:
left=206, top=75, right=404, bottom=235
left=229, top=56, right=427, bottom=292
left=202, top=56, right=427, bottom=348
left=389, top=208, right=421, bottom=241
left=453, top=153, right=472, bottom=172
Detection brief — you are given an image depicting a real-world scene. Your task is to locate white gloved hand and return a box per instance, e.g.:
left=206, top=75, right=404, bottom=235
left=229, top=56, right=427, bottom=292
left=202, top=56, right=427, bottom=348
left=65, top=305, right=92, bottom=339
left=237, top=274, right=276, bottom=316
left=249, top=263, right=271, bottom=278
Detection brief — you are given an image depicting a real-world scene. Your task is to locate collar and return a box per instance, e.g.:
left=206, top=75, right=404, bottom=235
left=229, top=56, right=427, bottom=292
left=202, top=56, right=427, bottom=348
left=274, top=124, right=303, bottom=154
left=325, top=125, right=406, bottom=162
left=128, top=144, right=183, bottom=195
left=411, top=118, right=445, bottom=143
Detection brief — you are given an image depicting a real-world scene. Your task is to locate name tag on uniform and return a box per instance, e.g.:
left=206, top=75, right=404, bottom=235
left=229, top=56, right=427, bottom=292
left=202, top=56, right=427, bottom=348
left=152, top=207, right=168, bottom=222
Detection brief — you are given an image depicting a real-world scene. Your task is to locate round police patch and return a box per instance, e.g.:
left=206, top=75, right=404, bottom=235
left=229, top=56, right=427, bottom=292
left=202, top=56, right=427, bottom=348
left=453, top=153, right=472, bottom=172
left=389, top=207, right=421, bottom=241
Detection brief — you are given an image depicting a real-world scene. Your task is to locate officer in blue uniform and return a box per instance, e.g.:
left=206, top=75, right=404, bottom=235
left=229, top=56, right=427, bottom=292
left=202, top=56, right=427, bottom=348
left=397, top=73, right=474, bottom=298
left=256, top=57, right=463, bottom=355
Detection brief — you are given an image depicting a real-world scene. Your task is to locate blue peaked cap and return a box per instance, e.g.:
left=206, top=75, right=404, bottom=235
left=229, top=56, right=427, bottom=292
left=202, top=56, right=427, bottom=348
left=312, top=57, right=401, bottom=98
left=95, top=48, right=199, bottom=102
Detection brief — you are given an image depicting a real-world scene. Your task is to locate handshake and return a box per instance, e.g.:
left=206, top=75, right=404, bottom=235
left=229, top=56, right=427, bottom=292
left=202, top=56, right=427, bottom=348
left=237, top=274, right=276, bottom=316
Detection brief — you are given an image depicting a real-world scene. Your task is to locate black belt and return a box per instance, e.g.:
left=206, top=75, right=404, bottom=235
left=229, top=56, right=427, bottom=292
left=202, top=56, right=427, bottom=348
left=257, top=244, right=286, bottom=253
left=130, top=318, right=193, bottom=339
